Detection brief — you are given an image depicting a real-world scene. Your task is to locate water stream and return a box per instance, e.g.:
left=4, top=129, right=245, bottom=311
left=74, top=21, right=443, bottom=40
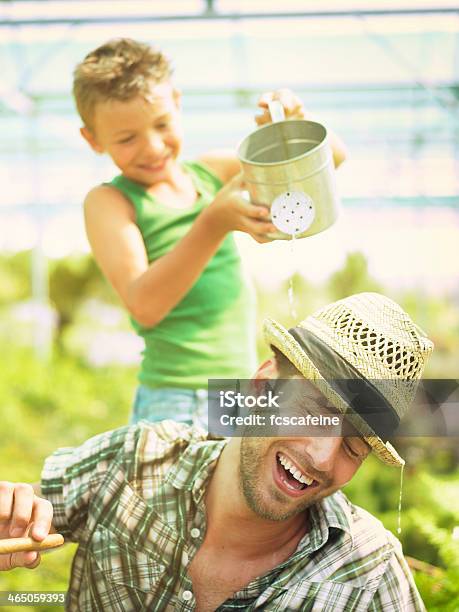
left=287, top=234, right=297, bottom=320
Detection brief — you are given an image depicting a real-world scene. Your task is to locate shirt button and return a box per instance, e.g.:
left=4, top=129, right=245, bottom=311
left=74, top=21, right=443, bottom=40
left=182, top=590, right=193, bottom=602
left=190, top=528, right=200, bottom=538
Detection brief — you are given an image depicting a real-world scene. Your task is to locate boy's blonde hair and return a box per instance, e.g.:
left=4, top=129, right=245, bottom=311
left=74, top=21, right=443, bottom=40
left=73, top=38, right=172, bottom=130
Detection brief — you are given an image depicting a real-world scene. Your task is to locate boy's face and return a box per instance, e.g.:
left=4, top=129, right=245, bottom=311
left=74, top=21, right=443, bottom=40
left=81, top=82, right=183, bottom=186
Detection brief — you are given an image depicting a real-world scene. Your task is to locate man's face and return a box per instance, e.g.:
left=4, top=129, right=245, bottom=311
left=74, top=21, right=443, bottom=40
left=81, top=82, right=184, bottom=187
left=239, top=375, right=370, bottom=522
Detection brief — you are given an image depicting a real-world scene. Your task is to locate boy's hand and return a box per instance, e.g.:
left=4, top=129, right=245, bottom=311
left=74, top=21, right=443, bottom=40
left=0, top=482, right=53, bottom=571
left=255, top=88, right=347, bottom=168
left=255, top=89, right=309, bottom=126
left=203, top=174, right=276, bottom=243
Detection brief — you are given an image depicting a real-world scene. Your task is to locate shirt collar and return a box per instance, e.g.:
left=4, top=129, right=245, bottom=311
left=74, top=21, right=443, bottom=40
left=164, top=432, right=227, bottom=503
left=305, top=489, right=355, bottom=551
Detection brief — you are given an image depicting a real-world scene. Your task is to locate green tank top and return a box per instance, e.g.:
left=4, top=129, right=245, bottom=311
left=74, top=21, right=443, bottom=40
left=109, top=161, right=257, bottom=389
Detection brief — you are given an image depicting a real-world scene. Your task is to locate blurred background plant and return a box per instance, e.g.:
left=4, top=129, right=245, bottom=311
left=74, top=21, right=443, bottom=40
left=1, top=0, right=459, bottom=609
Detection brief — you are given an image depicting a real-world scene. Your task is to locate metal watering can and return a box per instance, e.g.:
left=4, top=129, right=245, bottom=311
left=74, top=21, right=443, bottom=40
left=237, top=101, right=340, bottom=240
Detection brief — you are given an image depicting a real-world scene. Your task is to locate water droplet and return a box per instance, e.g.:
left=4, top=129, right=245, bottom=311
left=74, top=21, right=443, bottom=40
left=287, top=234, right=297, bottom=319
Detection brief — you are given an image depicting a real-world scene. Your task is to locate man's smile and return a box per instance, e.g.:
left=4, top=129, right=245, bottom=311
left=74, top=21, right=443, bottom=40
left=273, top=451, right=321, bottom=498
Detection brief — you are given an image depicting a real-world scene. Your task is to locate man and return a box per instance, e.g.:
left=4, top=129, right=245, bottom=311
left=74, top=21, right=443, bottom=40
left=0, top=293, right=431, bottom=610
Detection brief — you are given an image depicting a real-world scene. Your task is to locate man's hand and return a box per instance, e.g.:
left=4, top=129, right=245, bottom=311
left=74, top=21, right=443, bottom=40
left=202, top=174, right=276, bottom=243
left=255, top=88, right=308, bottom=126
left=0, top=482, right=53, bottom=571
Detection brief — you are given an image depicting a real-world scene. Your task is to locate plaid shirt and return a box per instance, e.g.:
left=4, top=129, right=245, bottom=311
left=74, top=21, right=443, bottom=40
left=42, top=420, right=425, bottom=611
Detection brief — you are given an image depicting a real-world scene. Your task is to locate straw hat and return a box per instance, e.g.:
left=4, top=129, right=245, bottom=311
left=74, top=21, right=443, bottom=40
left=263, top=293, right=433, bottom=467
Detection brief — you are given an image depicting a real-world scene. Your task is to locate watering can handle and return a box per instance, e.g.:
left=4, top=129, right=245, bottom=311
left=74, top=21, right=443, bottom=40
left=268, top=100, right=286, bottom=123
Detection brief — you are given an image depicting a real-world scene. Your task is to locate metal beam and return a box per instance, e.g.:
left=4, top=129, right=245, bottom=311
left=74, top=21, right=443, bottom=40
left=1, top=7, right=458, bottom=28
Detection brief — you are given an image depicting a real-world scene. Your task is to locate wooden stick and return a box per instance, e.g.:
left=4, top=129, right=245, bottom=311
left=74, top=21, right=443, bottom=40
left=405, top=555, right=443, bottom=577
left=0, top=534, right=64, bottom=554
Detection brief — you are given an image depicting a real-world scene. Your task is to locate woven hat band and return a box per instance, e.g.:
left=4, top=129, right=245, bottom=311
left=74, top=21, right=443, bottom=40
left=289, top=327, right=400, bottom=438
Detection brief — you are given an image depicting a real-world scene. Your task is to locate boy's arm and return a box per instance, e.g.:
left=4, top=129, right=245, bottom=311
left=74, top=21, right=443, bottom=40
left=0, top=482, right=54, bottom=571
left=198, top=150, right=242, bottom=184
left=84, top=180, right=275, bottom=328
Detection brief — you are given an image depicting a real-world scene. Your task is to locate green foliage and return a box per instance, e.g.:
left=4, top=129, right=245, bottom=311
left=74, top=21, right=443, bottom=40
left=326, top=251, right=383, bottom=301
left=410, top=510, right=459, bottom=570
left=415, top=572, right=459, bottom=612
left=48, top=255, right=120, bottom=345
left=49, top=254, right=118, bottom=309
left=403, top=508, right=459, bottom=610
left=398, top=291, right=459, bottom=378
left=0, top=250, right=31, bottom=305
left=0, top=252, right=122, bottom=348
left=0, top=345, right=135, bottom=481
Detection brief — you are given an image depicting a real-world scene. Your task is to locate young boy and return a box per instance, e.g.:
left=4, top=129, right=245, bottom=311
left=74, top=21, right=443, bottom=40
left=73, top=38, right=347, bottom=426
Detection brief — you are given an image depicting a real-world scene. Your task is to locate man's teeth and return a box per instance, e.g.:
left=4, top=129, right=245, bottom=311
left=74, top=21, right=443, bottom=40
left=278, top=453, right=314, bottom=485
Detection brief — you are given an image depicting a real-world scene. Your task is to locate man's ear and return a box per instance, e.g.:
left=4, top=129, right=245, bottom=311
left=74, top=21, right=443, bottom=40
left=250, top=357, right=279, bottom=395
left=253, top=357, right=279, bottom=381
left=250, top=357, right=279, bottom=397
left=80, top=126, right=104, bottom=154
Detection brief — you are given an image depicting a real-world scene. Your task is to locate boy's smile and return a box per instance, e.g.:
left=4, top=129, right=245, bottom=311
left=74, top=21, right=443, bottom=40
left=81, top=82, right=184, bottom=187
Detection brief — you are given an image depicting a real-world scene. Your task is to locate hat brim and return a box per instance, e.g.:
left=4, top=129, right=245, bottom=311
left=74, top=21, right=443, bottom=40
left=263, top=317, right=404, bottom=467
